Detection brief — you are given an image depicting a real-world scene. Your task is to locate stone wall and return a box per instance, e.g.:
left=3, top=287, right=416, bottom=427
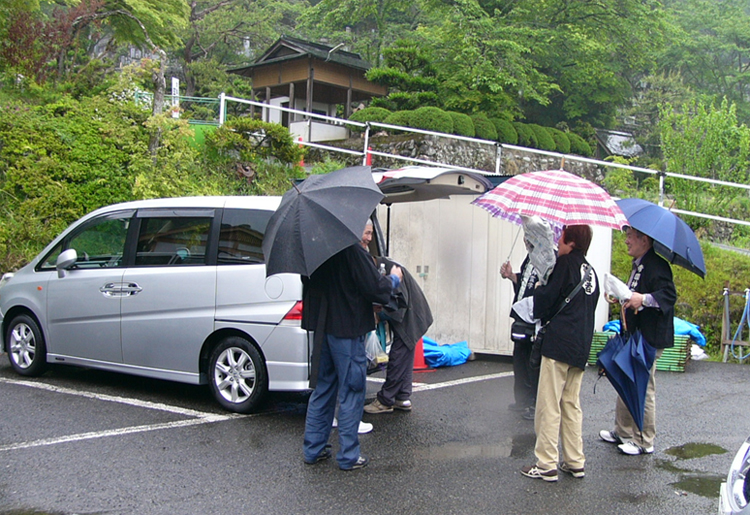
left=306, top=133, right=604, bottom=182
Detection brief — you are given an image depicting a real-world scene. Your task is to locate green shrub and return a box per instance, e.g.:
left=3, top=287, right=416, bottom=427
left=347, top=107, right=392, bottom=132
left=548, top=128, right=571, bottom=154
left=448, top=112, right=475, bottom=137
left=471, top=114, right=498, bottom=141
left=383, top=110, right=413, bottom=133
left=568, top=132, right=593, bottom=156
left=513, top=122, right=537, bottom=148
left=528, top=124, right=556, bottom=151
left=409, top=106, right=454, bottom=134
left=205, top=117, right=304, bottom=165
left=491, top=118, right=518, bottom=145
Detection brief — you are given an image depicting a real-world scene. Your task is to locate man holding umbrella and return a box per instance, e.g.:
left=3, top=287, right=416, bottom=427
left=599, top=227, right=676, bottom=456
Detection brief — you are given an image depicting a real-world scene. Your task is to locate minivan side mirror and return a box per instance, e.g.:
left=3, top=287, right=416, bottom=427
left=56, top=248, right=78, bottom=278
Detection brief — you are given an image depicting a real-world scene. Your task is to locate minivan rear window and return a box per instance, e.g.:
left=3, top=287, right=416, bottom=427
left=217, top=208, right=272, bottom=264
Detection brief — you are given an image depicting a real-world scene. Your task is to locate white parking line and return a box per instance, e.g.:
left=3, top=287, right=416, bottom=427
left=0, top=377, right=248, bottom=452
left=412, top=372, right=514, bottom=392
left=1, top=371, right=514, bottom=452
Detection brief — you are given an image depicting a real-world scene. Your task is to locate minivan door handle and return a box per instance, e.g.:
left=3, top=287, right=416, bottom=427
left=100, top=282, right=143, bottom=297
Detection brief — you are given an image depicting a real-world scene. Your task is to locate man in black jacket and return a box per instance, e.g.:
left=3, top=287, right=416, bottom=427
left=302, top=239, right=402, bottom=471
left=599, top=227, right=676, bottom=456
left=521, top=225, right=599, bottom=482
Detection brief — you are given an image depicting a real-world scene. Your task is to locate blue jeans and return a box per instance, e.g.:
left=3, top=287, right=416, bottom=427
left=303, top=333, right=367, bottom=469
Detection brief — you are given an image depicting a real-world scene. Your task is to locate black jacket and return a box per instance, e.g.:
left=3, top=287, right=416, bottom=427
left=623, top=247, right=676, bottom=349
left=302, top=244, right=393, bottom=339
left=378, top=257, right=433, bottom=350
left=533, top=250, right=600, bottom=370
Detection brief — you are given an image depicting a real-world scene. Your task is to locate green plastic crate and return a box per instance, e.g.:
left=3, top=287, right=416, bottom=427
left=588, top=331, right=691, bottom=372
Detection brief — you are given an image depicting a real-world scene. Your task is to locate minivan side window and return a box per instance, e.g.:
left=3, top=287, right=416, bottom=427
left=218, top=208, right=272, bottom=265
left=39, top=214, right=132, bottom=270
left=135, top=216, right=212, bottom=266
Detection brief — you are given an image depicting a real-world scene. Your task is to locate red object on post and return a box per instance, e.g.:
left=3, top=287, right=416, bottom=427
left=366, top=146, right=372, bottom=166
left=298, top=137, right=305, bottom=167
left=413, top=337, right=430, bottom=371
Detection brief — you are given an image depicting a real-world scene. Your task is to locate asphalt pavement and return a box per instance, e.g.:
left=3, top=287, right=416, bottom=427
left=0, top=352, right=745, bottom=515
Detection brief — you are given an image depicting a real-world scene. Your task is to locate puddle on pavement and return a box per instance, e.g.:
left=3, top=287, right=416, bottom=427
left=658, top=442, right=729, bottom=498
left=414, top=433, right=536, bottom=461
left=664, top=442, right=728, bottom=460
left=670, top=473, right=726, bottom=498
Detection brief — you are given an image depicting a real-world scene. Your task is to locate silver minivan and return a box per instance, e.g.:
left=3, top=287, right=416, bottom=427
left=0, top=167, right=493, bottom=412
left=0, top=196, right=309, bottom=413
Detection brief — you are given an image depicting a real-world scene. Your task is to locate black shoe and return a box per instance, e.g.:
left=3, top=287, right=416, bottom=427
left=340, top=455, right=369, bottom=471
left=522, top=406, right=535, bottom=421
left=304, top=445, right=332, bottom=465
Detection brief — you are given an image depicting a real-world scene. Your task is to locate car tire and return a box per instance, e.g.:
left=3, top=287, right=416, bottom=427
left=208, top=336, right=268, bottom=413
left=6, top=314, right=47, bottom=377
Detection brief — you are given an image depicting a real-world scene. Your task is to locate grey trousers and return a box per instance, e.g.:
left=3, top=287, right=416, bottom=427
left=376, top=333, right=415, bottom=406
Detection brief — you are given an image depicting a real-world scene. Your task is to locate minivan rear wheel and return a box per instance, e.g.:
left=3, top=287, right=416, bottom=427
left=6, top=314, right=47, bottom=376
left=208, top=337, right=268, bottom=413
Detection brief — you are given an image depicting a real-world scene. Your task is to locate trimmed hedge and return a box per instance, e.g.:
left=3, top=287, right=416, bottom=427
left=528, top=124, right=556, bottom=151
left=471, top=114, right=498, bottom=141
left=383, top=110, right=413, bottom=133
left=491, top=118, right=518, bottom=145
left=448, top=111, right=475, bottom=137
left=548, top=128, right=571, bottom=154
left=568, top=132, right=593, bottom=157
left=348, top=107, right=392, bottom=131
left=513, top=122, right=537, bottom=148
left=410, top=106, right=454, bottom=134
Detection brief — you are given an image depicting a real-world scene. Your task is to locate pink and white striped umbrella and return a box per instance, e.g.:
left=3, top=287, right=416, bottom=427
left=472, top=169, right=628, bottom=230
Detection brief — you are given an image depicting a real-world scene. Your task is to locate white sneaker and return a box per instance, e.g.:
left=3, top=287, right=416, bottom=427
left=599, top=430, right=621, bottom=444
left=618, top=441, right=654, bottom=455
left=332, top=418, right=373, bottom=434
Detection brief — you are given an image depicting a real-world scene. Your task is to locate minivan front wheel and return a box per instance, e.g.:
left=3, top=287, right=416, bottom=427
left=208, top=337, right=268, bottom=413
left=6, top=314, right=47, bottom=376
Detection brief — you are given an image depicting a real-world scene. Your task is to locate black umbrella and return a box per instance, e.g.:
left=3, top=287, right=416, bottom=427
left=263, top=166, right=384, bottom=277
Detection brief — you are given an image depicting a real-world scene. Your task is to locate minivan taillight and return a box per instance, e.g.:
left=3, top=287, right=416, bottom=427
left=283, top=301, right=303, bottom=321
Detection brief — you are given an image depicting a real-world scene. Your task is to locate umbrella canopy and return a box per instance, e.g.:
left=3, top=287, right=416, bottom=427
left=472, top=169, right=628, bottom=230
left=616, top=198, right=706, bottom=278
left=262, top=166, right=384, bottom=277
left=597, top=330, right=657, bottom=432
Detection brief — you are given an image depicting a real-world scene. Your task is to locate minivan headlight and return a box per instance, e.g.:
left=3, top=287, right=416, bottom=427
left=0, top=272, right=14, bottom=290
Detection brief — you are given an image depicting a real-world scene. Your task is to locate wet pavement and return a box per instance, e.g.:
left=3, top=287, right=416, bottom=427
left=0, top=354, right=744, bottom=515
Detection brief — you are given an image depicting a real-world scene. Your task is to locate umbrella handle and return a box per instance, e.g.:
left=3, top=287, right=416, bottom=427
left=505, top=225, right=523, bottom=263
left=621, top=304, right=628, bottom=333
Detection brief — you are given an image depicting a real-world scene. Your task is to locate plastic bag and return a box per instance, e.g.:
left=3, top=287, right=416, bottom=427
left=365, top=330, right=388, bottom=370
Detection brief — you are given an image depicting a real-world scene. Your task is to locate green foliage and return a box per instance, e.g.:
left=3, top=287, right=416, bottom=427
left=348, top=106, right=392, bottom=132
left=547, top=127, right=570, bottom=154
left=309, top=158, right=349, bottom=175
left=567, top=132, right=593, bottom=157
left=528, top=124, right=556, bottom=151
left=471, top=114, right=498, bottom=141
left=491, top=118, right=518, bottom=145
left=659, top=98, right=750, bottom=223
left=610, top=234, right=750, bottom=358
left=204, top=117, right=305, bottom=167
left=448, top=112, right=475, bottom=137
left=383, top=110, right=413, bottom=133
left=513, top=122, right=537, bottom=148
left=409, top=106, right=453, bottom=134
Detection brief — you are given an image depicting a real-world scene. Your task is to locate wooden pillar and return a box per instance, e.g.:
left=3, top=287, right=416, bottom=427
left=306, top=62, right=314, bottom=141
left=265, top=86, right=271, bottom=123
left=289, top=82, right=295, bottom=123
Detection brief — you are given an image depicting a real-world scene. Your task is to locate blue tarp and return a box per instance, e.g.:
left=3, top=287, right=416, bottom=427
left=602, top=317, right=706, bottom=347
left=422, top=337, right=472, bottom=368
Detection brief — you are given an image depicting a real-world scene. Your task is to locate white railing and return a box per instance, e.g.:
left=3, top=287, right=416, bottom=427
left=219, top=93, right=750, bottom=229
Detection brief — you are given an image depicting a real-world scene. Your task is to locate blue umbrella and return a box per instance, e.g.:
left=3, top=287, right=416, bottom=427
left=616, top=198, right=706, bottom=278
left=597, top=329, right=657, bottom=432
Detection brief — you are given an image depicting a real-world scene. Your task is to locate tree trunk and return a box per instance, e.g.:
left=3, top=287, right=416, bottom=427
left=148, top=50, right=167, bottom=157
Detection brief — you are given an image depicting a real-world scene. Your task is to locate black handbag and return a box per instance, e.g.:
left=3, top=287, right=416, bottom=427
left=510, top=319, right=536, bottom=341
